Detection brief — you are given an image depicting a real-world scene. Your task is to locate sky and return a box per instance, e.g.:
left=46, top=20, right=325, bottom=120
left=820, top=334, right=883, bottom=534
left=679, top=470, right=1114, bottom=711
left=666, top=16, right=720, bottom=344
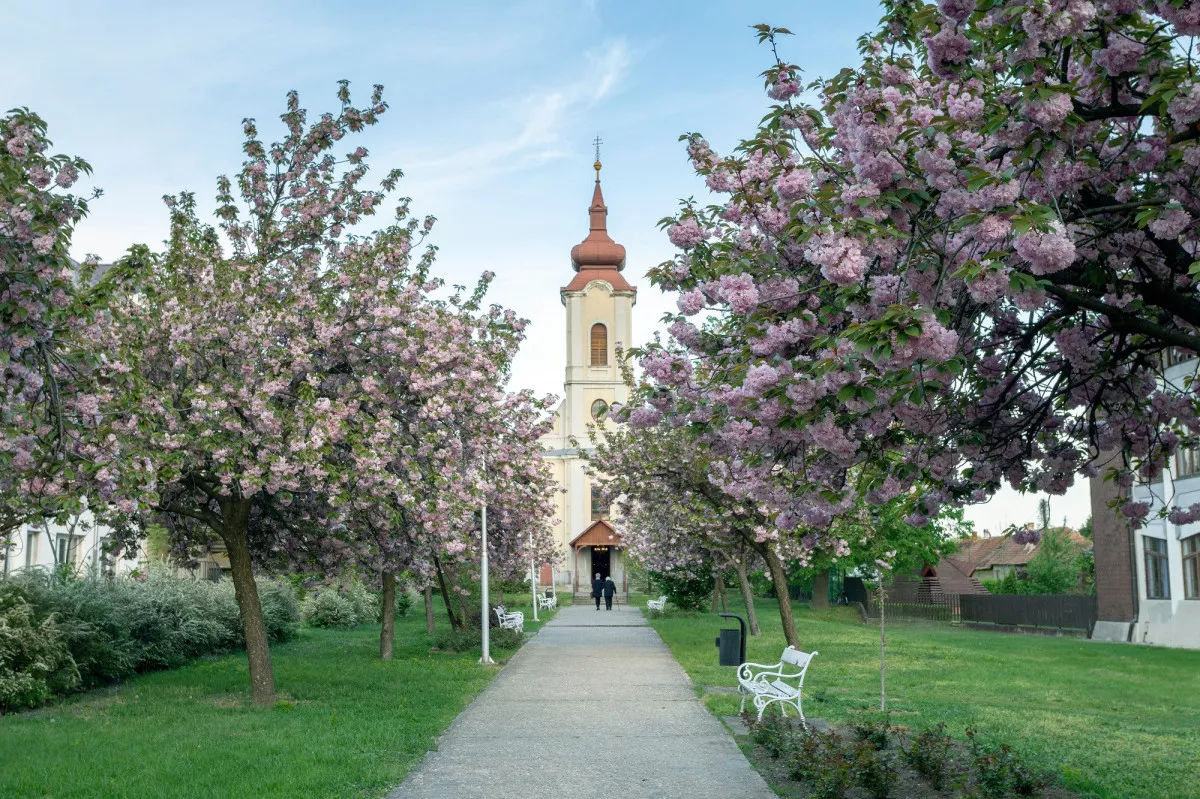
left=2, top=0, right=1091, bottom=532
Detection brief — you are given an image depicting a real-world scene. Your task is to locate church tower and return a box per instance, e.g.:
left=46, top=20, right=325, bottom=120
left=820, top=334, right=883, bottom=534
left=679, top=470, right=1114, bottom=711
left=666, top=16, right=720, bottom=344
left=540, top=151, right=636, bottom=596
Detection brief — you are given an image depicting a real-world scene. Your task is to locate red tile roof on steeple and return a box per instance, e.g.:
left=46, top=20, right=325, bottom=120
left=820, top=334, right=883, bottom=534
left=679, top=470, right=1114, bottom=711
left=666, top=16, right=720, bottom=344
left=563, top=158, right=635, bottom=293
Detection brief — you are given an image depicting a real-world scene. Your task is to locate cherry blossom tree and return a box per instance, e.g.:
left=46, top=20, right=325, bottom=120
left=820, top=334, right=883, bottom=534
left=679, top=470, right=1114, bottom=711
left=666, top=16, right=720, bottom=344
left=99, top=83, right=538, bottom=703
left=0, top=109, right=118, bottom=546
left=636, top=1, right=1200, bottom=569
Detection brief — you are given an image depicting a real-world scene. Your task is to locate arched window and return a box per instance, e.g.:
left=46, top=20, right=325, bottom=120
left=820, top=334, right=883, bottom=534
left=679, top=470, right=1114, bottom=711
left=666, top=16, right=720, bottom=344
left=590, top=323, right=608, bottom=366
left=591, top=399, right=609, bottom=421
left=591, top=485, right=605, bottom=520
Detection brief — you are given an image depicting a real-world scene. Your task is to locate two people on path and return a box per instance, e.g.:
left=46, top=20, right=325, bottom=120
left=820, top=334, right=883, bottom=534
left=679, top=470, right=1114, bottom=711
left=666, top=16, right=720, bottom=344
left=592, top=572, right=617, bottom=610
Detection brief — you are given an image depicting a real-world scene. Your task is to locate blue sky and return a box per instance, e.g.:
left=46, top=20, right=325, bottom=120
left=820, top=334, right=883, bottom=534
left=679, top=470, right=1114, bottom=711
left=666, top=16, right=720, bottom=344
left=2, top=0, right=1090, bottom=530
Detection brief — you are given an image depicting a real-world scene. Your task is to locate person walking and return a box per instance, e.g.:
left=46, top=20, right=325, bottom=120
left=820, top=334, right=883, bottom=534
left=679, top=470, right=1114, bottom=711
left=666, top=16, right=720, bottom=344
left=603, top=574, right=617, bottom=611
left=591, top=573, right=604, bottom=610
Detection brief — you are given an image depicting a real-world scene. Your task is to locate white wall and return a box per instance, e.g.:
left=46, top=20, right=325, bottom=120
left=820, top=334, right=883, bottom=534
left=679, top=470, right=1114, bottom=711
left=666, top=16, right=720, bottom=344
left=1, top=512, right=140, bottom=578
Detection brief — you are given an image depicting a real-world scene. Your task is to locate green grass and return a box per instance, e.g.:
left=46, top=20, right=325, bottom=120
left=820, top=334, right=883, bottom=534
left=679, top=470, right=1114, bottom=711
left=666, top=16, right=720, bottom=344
left=648, top=597, right=1200, bottom=799
left=0, top=599, right=555, bottom=798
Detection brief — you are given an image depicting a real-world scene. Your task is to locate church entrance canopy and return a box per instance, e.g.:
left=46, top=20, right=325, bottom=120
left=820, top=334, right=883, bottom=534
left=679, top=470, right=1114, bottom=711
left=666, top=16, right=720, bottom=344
left=570, top=520, right=625, bottom=593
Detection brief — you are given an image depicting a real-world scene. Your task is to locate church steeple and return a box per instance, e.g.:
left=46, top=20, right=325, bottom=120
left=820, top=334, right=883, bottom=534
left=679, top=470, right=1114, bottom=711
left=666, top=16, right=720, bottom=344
left=570, top=155, right=626, bottom=272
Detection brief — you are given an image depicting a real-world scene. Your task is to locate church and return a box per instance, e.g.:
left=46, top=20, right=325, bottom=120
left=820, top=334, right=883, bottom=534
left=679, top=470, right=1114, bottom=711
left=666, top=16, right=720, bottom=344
left=538, top=154, right=636, bottom=598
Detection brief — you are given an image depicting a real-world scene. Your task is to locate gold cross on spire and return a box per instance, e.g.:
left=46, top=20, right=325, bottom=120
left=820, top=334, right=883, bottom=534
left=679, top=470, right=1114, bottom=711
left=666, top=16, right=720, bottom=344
left=593, top=135, right=603, bottom=179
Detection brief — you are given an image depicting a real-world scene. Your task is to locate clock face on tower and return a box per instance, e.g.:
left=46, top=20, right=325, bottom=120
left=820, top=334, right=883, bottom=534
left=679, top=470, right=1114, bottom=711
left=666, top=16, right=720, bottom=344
left=591, top=399, right=609, bottom=420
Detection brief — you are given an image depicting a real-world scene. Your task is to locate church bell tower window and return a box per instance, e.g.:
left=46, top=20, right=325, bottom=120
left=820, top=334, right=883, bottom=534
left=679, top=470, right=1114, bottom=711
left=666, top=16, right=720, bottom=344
left=590, top=323, right=608, bottom=366
left=591, top=399, right=608, bottom=420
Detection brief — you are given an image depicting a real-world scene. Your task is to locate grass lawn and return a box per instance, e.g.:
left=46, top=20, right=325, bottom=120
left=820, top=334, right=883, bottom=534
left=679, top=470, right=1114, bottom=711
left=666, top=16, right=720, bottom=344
left=0, top=596, right=555, bottom=799
left=648, top=597, right=1200, bottom=799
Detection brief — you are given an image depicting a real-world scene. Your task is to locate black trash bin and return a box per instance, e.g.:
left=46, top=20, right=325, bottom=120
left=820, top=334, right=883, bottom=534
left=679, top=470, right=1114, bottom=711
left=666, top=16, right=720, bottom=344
left=714, top=613, right=747, bottom=666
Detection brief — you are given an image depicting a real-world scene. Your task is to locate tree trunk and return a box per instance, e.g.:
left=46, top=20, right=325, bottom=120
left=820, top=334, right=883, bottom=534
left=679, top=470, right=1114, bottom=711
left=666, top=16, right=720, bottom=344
left=711, top=583, right=720, bottom=613
left=734, top=556, right=760, bottom=636
left=811, top=569, right=830, bottom=609
left=380, top=570, right=395, bottom=661
left=221, top=505, right=275, bottom=706
left=718, top=576, right=728, bottom=613
left=424, top=586, right=436, bottom=635
left=434, top=556, right=462, bottom=630
left=762, top=546, right=800, bottom=648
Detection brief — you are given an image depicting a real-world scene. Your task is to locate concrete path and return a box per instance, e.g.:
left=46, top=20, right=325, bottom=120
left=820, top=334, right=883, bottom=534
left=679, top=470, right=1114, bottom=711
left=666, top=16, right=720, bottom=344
left=387, top=603, right=775, bottom=799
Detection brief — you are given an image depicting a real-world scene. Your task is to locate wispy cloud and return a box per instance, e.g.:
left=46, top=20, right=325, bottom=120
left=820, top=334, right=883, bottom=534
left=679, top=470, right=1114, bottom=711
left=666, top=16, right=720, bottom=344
left=407, top=38, right=632, bottom=190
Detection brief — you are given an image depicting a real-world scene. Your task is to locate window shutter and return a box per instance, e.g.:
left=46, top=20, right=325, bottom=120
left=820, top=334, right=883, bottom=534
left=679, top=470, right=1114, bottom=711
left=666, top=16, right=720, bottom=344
left=590, top=324, right=607, bottom=366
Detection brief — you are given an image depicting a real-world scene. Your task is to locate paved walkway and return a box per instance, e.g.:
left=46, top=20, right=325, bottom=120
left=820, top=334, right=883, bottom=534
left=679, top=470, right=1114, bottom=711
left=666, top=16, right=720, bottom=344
left=387, top=602, right=774, bottom=799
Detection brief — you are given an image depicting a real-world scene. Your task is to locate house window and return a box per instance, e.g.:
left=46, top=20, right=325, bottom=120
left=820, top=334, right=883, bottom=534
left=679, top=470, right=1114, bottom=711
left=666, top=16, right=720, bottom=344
left=99, top=537, right=115, bottom=579
left=591, top=399, right=609, bottom=421
left=590, top=324, right=608, bottom=366
left=23, top=531, right=37, bottom=569
left=1163, top=347, right=1197, bottom=368
left=1176, top=446, right=1200, bottom=478
left=1184, top=534, right=1199, bottom=600
left=590, top=485, right=605, bottom=521
left=56, top=534, right=77, bottom=566
left=1144, top=536, right=1171, bottom=599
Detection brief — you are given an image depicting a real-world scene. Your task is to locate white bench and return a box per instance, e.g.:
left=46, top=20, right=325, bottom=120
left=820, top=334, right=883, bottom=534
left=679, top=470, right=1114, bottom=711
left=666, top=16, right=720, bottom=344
left=737, top=645, right=817, bottom=723
left=493, top=605, right=524, bottom=633
left=646, top=595, right=668, bottom=612
left=538, top=593, right=558, bottom=610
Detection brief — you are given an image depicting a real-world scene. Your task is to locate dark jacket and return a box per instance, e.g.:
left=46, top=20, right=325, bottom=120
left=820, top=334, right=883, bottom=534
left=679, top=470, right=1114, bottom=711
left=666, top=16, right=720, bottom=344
left=602, top=578, right=616, bottom=597
left=591, top=578, right=604, bottom=598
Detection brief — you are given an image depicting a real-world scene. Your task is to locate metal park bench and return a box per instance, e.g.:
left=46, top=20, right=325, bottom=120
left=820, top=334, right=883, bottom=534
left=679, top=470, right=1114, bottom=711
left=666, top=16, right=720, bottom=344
left=737, top=645, right=818, bottom=723
left=538, top=592, right=558, bottom=611
left=646, top=595, right=668, bottom=612
left=493, top=605, right=524, bottom=633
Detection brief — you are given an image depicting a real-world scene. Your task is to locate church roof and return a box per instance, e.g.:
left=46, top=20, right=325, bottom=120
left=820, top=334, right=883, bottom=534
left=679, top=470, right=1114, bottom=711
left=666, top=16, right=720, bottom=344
left=568, top=519, right=623, bottom=548
left=564, top=160, right=635, bottom=294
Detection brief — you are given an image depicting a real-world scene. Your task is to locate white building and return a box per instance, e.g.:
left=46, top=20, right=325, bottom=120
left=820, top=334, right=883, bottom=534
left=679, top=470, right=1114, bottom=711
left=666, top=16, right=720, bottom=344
left=1093, top=350, right=1200, bottom=649
left=539, top=158, right=636, bottom=597
left=1, top=512, right=140, bottom=579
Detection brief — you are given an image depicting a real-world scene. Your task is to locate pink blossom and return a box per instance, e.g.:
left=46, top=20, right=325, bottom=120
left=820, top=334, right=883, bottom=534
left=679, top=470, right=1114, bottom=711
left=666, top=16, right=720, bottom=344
left=54, top=163, right=79, bottom=188
left=1024, top=91, right=1073, bottom=131
left=1148, top=207, right=1192, bottom=240
left=677, top=289, right=706, bottom=316
left=1014, top=227, right=1076, bottom=275
left=775, top=169, right=812, bottom=200
left=1169, top=84, right=1200, bottom=126
left=668, top=218, right=705, bottom=249
left=937, top=0, right=975, bottom=22
left=925, top=26, right=971, bottom=77
left=1093, top=37, right=1144, bottom=75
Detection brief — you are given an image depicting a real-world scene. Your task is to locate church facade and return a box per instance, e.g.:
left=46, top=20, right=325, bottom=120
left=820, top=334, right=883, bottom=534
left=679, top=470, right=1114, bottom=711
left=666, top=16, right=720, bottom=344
left=539, top=158, right=636, bottom=596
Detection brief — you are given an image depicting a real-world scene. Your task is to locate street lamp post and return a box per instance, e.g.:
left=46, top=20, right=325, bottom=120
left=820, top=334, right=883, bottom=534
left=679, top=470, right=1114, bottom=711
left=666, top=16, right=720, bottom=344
left=530, top=530, right=539, bottom=622
left=479, top=501, right=494, bottom=665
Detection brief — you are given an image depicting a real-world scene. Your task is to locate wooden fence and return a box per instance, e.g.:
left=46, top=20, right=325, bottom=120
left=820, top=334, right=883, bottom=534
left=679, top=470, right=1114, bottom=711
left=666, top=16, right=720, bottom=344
left=865, top=593, right=1098, bottom=633
left=960, top=593, right=1097, bottom=632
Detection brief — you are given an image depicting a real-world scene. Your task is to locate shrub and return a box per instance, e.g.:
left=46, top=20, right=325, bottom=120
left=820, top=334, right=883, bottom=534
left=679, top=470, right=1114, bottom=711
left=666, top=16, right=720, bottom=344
left=809, top=732, right=853, bottom=799
left=902, top=722, right=953, bottom=790
left=0, top=597, right=79, bottom=712
left=967, top=727, right=1052, bottom=799
left=303, top=590, right=360, bottom=629
left=748, top=706, right=796, bottom=758
left=342, top=580, right=378, bottom=625
left=854, top=741, right=898, bottom=799
left=0, top=570, right=298, bottom=709
left=395, top=588, right=412, bottom=618
left=254, top=578, right=300, bottom=643
left=787, top=725, right=823, bottom=782
left=852, top=719, right=891, bottom=751
left=648, top=569, right=714, bottom=611
left=432, top=625, right=523, bottom=653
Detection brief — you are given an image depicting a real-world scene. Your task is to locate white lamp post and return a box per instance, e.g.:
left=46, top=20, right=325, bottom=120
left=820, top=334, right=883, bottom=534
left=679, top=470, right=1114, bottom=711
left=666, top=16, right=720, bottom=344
left=479, top=501, right=494, bottom=665
left=530, top=530, right=539, bottom=622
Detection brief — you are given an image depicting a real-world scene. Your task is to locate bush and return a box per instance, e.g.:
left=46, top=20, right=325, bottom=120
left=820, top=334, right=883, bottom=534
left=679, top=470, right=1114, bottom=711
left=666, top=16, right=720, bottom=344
left=648, top=569, right=714, bottom=611
left=342, top=580, right=378, bottom=625
left=0, top=569, right=300, bottom=708
left=852, top=719, right=891, bottom=751
left=303, top=590, right=360, bottom=629
left=748, top=707, right=797, bottom=758
left=967, top=727, right=1052, bottom=798
left=432, top=625, right=522, bottom=653
left=0, top=597, right=79, bottom=712
left=902, top=723, right=952, bottom=790
left=854, top=741, right=898, bottom=799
